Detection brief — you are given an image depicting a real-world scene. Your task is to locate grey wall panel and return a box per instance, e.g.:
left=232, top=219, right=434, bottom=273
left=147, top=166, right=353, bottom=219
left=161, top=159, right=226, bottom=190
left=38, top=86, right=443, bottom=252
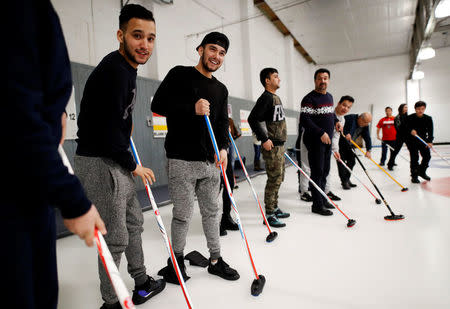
left=67, top=62, right=299, bottom=191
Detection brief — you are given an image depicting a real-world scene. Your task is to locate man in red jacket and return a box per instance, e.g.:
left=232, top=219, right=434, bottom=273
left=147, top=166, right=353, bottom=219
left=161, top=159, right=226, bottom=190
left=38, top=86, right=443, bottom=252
left=376, top=107, right=397, bottom=166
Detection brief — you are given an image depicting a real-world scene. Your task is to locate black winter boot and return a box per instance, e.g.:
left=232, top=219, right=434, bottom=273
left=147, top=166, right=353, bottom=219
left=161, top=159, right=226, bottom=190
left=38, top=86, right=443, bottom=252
left=208, top=257, right=240, bottom=281
left=158, top=256, right=190, bottom=285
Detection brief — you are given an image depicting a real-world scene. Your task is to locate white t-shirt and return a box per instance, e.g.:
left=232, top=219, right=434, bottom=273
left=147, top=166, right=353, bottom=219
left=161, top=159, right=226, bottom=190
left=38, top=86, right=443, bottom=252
left=332, top=113, right=345, bottom=153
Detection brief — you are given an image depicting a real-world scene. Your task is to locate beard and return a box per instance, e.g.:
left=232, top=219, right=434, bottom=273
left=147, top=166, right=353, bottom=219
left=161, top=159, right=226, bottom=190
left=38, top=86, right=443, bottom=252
left=123, top=37, right=149, bottom=65
left=317, top=83, right=327, bottom=91
left=201, top=55, right=219, bottom=72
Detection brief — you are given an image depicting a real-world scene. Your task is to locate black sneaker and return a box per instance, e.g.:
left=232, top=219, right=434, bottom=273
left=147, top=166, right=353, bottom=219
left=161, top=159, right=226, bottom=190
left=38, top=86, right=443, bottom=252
left=411, top=177, right=420, bottom=184
left=99, top=302, right=121, bottom=309
left=264, top=214, right=286, bottom=228
left=341, top=182, right=351, bottom=190
left=327, top=191, right=341, bottom=201
left=379, top=162, right=385, bottom=166
left=132, top=276, right=166, bottom=305
left=274, top=207, right=290, bottom=218
left=348, top=181, right=357, bottom=187
left=387, top=166, right=394, bottom=171
left=324, top=202, right=335, bottom=209
left=208, top=257, right=240, bottom=281
left=221, top=216, right=239, bottom=231
left=300, top=192, right=313, bottom=202
left=419, top=172, right=431, bottom=181
left=312, top=207, right=333, bottom=216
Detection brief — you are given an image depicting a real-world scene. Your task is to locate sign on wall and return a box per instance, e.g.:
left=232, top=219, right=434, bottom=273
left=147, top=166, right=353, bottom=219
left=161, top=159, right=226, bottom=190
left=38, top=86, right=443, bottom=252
left=65, top=86, right=78, bottom=140
left=239, top=109, right=252, bottom=136
left=152, top=112, right=167, bottom=138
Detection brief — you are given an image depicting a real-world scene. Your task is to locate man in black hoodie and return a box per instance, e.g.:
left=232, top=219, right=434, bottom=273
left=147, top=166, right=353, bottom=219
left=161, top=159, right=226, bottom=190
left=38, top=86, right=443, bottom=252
left=407, top=101, right=433, bottom=183
left=151, top=32, right=239, bottom=284
left=74, top=5, right=165, bottom=309
left=5, top=1, right=105, bottom=308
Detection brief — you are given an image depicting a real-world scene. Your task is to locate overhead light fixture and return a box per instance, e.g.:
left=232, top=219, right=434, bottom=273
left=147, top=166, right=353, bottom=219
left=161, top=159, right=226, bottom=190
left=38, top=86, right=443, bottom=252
left=412, top=70, right=425, bottom=80
left=435, top=0, right=450, bottom=18
left=418, top=46, right=436, bottom=60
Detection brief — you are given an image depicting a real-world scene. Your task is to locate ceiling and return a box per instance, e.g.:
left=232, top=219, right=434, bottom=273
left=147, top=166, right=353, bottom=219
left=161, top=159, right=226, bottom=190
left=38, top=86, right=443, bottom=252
left=431, top=15, right=450, bottom=48
left=265, top=0, right=422, bottom=64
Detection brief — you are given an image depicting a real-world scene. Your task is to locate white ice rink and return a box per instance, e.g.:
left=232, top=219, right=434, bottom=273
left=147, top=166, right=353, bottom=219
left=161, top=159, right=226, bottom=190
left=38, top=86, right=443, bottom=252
left=57, top=146, right=450, bottom=309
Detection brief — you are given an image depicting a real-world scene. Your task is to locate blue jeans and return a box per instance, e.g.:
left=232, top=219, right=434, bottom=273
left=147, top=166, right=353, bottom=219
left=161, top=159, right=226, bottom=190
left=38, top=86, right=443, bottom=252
left=254, top=144, right=261, bottom=163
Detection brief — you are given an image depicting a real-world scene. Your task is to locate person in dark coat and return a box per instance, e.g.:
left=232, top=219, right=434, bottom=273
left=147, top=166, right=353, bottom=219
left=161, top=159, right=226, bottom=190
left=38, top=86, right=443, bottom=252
left=5, top=2, right=106, bottom=308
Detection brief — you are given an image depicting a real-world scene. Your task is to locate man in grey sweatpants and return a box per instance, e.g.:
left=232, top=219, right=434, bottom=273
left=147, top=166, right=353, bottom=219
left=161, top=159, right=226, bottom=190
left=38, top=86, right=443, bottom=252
left=151, top=32, right=240, bottom=283
left=74, top=5, right=165, bottom=309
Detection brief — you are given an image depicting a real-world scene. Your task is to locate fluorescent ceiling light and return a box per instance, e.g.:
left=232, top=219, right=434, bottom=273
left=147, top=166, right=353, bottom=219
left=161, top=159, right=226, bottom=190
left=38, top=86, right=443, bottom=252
left=418, top=46, right=436, bottom=60
left=435, top=0, right=450, bottom=18
left=412, top=70, right=425, bottom=80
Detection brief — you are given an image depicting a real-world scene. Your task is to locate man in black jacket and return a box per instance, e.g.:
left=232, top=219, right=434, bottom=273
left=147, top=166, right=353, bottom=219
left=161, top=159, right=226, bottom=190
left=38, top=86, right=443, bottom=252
left=338, top=113, right=372, bottom=189
left=74, top=5, right=165, bottom=308
left=407, top=101, right=433, bottom=183
left=387, top=104, right=408, bottom=170
left=248, top=68, right=290, bottom=227
left=151, top=32, right=240, bottom=283
left=5, top=2, right=105, bottom=308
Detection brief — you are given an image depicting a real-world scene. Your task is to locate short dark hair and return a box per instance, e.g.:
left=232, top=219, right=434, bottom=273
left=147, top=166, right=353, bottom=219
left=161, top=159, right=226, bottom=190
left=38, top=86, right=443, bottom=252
left=398, top=103, right=407, bottom=114
left=414, top=101, right=426, bottom=109
left=338, top=95, right=354, bottom=104
left=314, top=68, right=330, bottom=80
left=385, top=106, right=392, bottom=111
left=260, top=68, right=278, bottom=87
left=119, top=4, right=155, bottom=31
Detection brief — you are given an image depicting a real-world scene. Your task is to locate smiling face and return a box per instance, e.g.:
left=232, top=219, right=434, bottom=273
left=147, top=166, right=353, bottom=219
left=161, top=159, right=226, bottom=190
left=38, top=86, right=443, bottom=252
left=402, top=105, right=408, bottom=114
left=415, top=105, right=426, bottom=117
left=198, top=43, right=226, bottom=73
left=314, top=72, right=329, bottom=93
left=117, top=18, right=156, bottom=68
left=336, top=100, right=353, bottom=116
left=385, top=108, right=392, bottom=117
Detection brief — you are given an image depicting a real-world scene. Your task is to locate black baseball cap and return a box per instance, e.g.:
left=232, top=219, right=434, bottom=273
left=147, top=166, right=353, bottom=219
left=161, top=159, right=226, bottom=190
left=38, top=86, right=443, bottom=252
left=196, top=32, right=229, bottom=52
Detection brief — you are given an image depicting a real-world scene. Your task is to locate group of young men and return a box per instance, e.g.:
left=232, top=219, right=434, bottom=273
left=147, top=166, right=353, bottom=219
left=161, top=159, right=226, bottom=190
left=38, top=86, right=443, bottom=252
left=8, top=2, right=436, bottom=309
left=376, top=102, right=434, bottom=183
left=248, top=66, right=434, bottom=228
left=9, top=3, right=240, bottom=309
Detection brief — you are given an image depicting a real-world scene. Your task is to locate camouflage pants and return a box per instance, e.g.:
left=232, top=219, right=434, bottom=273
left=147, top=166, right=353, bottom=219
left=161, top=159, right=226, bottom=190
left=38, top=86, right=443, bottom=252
left=262, top=145, right=285, bottom=213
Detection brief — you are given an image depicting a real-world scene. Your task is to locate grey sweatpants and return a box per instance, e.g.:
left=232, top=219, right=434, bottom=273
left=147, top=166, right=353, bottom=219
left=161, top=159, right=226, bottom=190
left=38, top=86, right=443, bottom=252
left=74, top=155, right=147, bottom=304
left=167, top=159, right=221, bottom=260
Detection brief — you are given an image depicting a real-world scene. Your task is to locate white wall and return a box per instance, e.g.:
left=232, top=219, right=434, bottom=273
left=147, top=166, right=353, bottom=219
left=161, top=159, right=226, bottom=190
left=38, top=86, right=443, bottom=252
left=418, top=46, right=450, bottom=143
left=322, top=54, right=410, bottom=142
left=52, top=0, right=313, bottom=111
left=52, top=0, right=449, bottom=142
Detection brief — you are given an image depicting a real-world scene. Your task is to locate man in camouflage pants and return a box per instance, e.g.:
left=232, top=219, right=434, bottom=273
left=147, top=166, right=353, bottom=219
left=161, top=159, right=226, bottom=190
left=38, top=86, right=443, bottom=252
left=248, top=68, right=290, bottom=228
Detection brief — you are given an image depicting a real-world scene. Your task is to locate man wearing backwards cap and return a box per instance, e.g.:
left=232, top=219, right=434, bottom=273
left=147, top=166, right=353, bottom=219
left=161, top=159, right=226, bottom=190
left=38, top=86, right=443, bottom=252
left=152, top=31, right=240, bottom=283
